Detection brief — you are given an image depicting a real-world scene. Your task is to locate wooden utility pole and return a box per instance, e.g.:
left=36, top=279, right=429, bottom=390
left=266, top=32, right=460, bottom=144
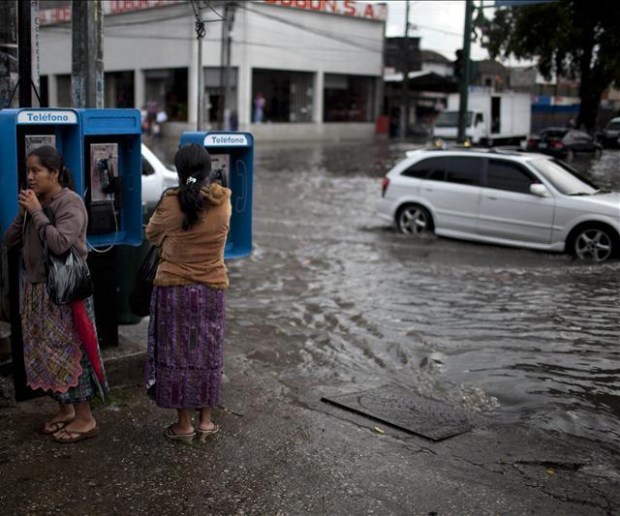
left=457, top=0, right=474, bottom=143
left=72, top=0, right=104, bottom=108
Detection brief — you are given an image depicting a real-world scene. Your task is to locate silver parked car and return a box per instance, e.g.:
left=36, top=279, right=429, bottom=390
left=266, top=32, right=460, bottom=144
left=376, top=149, right=620, bottom=262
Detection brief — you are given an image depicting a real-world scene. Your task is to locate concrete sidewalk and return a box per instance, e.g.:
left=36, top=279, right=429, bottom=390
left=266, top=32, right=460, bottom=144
left=0, top=319, right=618, bottom=515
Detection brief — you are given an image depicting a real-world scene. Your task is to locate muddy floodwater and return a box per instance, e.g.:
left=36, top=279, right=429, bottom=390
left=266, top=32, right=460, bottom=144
left=161, top=139, right=620, bottom=449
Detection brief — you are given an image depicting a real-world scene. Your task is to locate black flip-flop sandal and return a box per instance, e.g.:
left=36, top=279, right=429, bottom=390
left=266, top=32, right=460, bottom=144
left=40, top=419, right=74, bottom=435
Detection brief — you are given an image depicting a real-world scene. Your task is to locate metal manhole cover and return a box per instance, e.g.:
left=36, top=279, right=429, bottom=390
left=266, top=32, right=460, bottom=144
left=321, top=384, right=472, bottom=441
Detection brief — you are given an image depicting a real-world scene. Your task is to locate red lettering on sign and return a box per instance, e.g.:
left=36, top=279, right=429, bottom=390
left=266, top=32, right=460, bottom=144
left=343, top=1, right=356, bottom=16
left=308, top=0, right=322, bottom=9
left=363, top=3, right=374, bottom=18
left=324, top=1, right=338, bottom=14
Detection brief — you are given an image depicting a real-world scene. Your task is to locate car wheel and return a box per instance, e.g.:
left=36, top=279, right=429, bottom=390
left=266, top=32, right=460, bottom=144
left=566, top=149, right=575, bottom=161
left=571, top=226, right=617, bottom=263
left=396, top=204, right=433, bottom=236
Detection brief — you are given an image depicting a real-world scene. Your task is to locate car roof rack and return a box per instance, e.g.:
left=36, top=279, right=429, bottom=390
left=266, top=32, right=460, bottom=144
left=405, top=143, right=525, bottom=158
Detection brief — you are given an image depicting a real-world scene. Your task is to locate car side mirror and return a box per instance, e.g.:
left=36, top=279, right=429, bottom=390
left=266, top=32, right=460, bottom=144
left=530, top=183, right=549, bottom=197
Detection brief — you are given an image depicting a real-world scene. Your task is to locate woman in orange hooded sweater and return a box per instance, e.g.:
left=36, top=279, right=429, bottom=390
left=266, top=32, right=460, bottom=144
left=145, top=143, right=231, bottom=443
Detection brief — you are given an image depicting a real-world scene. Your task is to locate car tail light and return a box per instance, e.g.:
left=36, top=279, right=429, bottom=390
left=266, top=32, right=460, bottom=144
left=527, top=138, right=538, bottom=147
left=381, top=177, right=390, bottom=197
left=550, top=140, right=564, bottom=149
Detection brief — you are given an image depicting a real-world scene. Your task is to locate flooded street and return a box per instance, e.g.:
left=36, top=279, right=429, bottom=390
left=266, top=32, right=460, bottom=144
left=222, top=140, right=620, bottom=449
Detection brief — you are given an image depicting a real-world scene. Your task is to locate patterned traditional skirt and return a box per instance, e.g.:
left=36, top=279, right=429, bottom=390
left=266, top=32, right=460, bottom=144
left=21, top=282, right=108, bottom=404
left=145, top=284, right=225, bottom=409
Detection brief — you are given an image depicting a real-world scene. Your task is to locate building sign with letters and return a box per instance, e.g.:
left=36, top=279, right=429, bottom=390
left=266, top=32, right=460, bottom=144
left=39, top=0, right=387, bottom=25
left=262, top=1, right=388, bottom=21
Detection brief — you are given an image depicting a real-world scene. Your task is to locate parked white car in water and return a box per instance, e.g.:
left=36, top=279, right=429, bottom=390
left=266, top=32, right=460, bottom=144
left=141, top=143, right=178, bottom=218
left=377, top=149, right=620, bottom=262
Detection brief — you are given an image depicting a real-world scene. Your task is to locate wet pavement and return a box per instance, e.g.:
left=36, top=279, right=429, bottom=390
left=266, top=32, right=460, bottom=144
left=234, top=139, right=620, bottom=449
left=0, top=138, right=619, bottom=514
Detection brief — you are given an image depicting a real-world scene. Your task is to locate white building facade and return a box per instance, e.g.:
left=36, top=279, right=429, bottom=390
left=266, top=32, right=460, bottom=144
left=39, top=0, right=387, bottom=141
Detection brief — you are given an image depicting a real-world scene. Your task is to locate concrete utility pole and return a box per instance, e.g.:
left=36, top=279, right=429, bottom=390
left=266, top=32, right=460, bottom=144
left=7, top=0, right=40, bottom=403
left=399, top=0, right=411, bottom=138
left=0, top=1, right=18, bottom=109
left=72, top=0, right=104, bottom=108
left=190, top=0, right=206, bottom=130
left=219, top=2, right=235, bottom=130
left=457, top=0, right=474, bottom=143
left=18, top=0, right=40, bottom=108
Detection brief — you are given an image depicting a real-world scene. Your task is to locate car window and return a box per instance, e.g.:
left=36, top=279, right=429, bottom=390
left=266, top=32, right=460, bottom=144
left=444, top=157, right=482, bottom=186
left=486, top=160, right=536, bottom=194
left=435, top=111, right=473, bottom=128
left=402, top=157, right=446, bottom=180
left=605, top=121, right=620, bottom=131
left=542, top=129, right=567, bottom=140
left=529, top=158, right=599, bottom=195
left=142, top=156, right=155, bottom=176
left=572, top=130, right=592, bottom=142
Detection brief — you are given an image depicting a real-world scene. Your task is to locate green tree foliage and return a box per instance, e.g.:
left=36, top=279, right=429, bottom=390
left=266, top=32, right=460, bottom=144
left=486, top=0, right=620, bottom=131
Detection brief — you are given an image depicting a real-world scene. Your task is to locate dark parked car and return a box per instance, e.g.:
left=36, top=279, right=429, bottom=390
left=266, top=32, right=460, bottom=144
left=598, top=117, right=620, bottom=148
left=526, top=128, right=602, bottom=161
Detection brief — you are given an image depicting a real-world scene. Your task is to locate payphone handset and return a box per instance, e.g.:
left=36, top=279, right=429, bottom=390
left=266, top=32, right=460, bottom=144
left=209, top=153, right=230, bottom=188
left=85, top=142, right=122, bottom=237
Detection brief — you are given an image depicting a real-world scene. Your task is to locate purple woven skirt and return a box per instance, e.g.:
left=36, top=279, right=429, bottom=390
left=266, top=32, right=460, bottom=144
left=145, top=284, right=225, bottom=409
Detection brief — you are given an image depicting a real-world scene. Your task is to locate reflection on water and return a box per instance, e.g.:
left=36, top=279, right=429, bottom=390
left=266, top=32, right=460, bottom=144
left=224, top=140, right=620, bottom=448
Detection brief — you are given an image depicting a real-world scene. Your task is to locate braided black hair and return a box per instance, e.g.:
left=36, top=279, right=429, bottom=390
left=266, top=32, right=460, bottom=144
left=174, top=143, right=212, bottom=230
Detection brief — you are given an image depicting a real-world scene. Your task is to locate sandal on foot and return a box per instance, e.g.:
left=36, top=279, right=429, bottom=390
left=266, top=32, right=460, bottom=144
left=40, top=419, right=74, bottom=435
left=197, top=424, right=220, bottom=442
left=163, top=424, right=195, bottom=444
left=52, top=426, right=99, bottom=444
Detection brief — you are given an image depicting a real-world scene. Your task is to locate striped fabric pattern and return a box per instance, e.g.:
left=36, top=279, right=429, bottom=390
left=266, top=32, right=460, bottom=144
left=145, top=284, right=225, bottom=409
left=21, top=282, right=108, bottom=402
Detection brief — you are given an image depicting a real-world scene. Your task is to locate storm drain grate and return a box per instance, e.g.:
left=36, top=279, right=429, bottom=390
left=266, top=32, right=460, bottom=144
left=321, top=384, right=472, bottom=441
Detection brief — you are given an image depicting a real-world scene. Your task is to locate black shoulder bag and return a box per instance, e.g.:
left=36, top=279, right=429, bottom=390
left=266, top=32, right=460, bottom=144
left=128, top=244, right=159, bottom=317
left=40, top=207, right=93, bottom=305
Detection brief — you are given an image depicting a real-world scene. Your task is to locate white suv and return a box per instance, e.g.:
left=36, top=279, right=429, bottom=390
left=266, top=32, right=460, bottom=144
left=377, top=149, right=620, bottom=262
left=141, top=143, right=178, bottom=218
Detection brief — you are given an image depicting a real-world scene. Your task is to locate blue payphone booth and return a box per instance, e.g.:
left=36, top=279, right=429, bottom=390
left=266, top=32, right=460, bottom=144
left=0, top=108, right=142, bottom=247
left=179, top=131, right=253, bottom=259
left=0, top=108, right=144, bottom=384
left=77, top=108, right=142, bottom=248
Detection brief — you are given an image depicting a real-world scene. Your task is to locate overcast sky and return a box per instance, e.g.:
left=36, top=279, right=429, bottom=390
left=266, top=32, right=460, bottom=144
left=380, top=1, right=494, bottom=61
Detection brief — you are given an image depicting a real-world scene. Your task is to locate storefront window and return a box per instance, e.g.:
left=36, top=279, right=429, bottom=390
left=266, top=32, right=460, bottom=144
left=144, top=67, right=188, bottom=122
left=205, top=67, right=238, bottom=126
left=105, top=71, right=134, bottom=108
left=252, top=69, right=314, bottom=123
left=56, top=74, right=71, bottom=107
left=324, top=74, right=376, bottom=122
